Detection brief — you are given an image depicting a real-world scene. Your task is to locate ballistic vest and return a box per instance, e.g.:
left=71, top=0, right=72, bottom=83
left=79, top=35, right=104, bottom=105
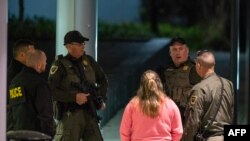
left=57, top=55, right=96, bottom=94
left=164, top=61, right=194, bottom=111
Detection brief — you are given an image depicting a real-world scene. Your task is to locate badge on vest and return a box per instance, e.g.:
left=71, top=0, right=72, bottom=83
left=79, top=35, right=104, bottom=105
left=83, top=60, right=88, bottom=66
left=183, top=65, right=189, bottom=71
left=9, top=86, right=26, bottom=106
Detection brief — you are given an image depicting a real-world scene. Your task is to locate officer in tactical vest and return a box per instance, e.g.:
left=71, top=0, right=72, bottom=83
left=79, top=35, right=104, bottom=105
left=156, top=37, right=201, bottom=124
left=48, top=30, right=108, bottom=141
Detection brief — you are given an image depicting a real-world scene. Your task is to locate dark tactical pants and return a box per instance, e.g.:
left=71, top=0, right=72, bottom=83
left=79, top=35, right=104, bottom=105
left=53, top=109, right=103, bottom=141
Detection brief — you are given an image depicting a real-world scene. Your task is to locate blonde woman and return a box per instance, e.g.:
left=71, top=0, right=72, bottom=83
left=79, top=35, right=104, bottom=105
left=120, top=70, right=183, bottom=141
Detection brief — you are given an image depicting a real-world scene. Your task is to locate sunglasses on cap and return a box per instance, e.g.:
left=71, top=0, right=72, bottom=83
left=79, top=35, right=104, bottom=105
left=196, top=50, right=210, bottom=57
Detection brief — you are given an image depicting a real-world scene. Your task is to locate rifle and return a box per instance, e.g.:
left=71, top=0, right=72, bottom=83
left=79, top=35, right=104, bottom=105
left=71, top=81, right=103, bottom=121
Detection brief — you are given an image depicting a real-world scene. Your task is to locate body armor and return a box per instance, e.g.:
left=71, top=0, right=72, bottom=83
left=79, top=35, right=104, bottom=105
left=164, top=60, right=197, bottom=117
left=50, top=54, right=97, bottom=120
left=57, top=55, right=96, bottom=93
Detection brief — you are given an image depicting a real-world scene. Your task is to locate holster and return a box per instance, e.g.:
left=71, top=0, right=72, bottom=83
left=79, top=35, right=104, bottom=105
left=194, top=133, right=206, bottom=141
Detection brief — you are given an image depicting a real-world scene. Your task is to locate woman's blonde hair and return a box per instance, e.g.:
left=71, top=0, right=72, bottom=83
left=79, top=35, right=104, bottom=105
left=136, top=70, right=166, bottom=118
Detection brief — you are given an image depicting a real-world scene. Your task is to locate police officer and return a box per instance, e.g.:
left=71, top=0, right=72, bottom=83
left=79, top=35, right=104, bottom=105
left=183, top=50, right=234, bottom=141
left=8, top=39, right=35, bottom=87
left=48, top=30, right=108, bottom=141
left=8, top=49, right=55, bottom=137
left=7, top=39, right=35, bottom=131
left=156, top=37, right=201, bottom=122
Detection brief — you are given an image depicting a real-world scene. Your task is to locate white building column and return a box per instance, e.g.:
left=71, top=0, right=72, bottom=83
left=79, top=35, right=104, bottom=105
left=75, top=0, right=98, bottom=60
left=56, top=0, right=75, bottom=56
left=0, top=0, right=7, bottom=140
left=56, top=0, right=98, bottom=60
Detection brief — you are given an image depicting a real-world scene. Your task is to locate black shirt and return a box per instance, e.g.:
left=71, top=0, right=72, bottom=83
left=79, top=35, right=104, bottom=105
left=7, top=59, right=25, bottom=90
left=8, top=66, right=55, bottom=136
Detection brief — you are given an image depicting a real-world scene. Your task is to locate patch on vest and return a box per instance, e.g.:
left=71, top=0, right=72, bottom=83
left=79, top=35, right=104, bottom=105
left=50, top=65, right=58, bottom=75
left=83, top=60, right=88, bottom=66
left=190, top=95, right=197, bottom=105
left=183, top=65, right=189, bottom=71
left=9, top=86, right=26, bottom=106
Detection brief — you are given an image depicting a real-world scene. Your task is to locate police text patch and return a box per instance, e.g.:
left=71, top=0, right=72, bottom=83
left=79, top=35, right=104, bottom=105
left=9, top=86, right=26, bottom=105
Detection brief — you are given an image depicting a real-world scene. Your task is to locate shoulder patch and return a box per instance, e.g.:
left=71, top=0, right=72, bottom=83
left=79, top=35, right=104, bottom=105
left=50, top=65, right=58, bottom=75
left=9, top=86, right=26, bottom=106
left=190, top=95, right=198, bottom=105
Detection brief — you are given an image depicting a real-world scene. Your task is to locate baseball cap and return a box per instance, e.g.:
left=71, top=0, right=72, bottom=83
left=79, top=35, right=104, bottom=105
left=168, top=37, right=186, bottom=46
left=64, top=30, right=89, bottom=45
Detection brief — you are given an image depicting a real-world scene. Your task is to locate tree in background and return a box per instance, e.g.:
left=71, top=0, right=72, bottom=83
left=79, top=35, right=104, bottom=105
left=149, top=0, right=159, bottom=34
left=199, top=0, right=231, bottom=50
left=18, top=0, right=24, bottom=22
left=140, top=0, right=231, bottom=50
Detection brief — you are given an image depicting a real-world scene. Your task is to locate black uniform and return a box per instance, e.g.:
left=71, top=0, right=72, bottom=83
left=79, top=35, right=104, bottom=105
left=7, top=59, right=25, bottom=87
left=8, top=66, right=55, bottom=137
left=7, top=59, right=26, bottom=130
left=48, top=53, right=108, bottom=141
left=183, top=73, right=234, bottom=141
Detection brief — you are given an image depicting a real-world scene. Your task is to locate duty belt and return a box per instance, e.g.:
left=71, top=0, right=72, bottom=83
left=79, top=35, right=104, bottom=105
left=204, top=131, right=224, bottom=138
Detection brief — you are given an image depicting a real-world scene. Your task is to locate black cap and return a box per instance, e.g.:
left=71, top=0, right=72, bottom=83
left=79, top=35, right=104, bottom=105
left=168, top=37, right=186, bottom=46
left=64, top=30, right=89, bottom=45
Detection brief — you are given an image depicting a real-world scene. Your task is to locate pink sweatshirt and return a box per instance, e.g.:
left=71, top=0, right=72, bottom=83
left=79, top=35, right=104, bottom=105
left=120, top=97, right=183, bottom=141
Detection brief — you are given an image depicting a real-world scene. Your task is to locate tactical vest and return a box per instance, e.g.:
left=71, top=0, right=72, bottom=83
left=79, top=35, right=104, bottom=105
left=164, top=62, right=194, bottom=109
left=57, top=55, right=96, bottom=93
left=52, top=55, right=99, bottom=119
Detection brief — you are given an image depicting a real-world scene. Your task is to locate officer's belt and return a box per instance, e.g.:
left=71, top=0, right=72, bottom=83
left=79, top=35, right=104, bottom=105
left=65, top=103, right=87, bottom=112
left=204, top=131, right=224, bottom=138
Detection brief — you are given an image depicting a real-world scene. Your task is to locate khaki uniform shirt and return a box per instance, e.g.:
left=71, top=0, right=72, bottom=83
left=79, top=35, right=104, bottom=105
left=183, top=73, right=234, bottom=141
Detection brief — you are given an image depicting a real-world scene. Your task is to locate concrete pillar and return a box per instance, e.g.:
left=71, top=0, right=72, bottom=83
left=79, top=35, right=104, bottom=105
left=0, top=0, right=7, bottom=140
left=75, top=0, right=98, bottom=60
left=56, top=0, right=98, bottom=60
left=56, top=0, right=75, bottom=56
